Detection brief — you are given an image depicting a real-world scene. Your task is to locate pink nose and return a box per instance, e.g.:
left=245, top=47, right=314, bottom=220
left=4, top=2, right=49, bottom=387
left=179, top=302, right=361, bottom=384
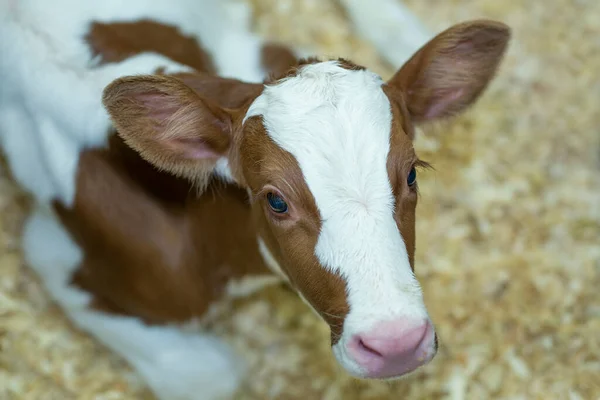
left=348, top=319, right=437, bottom=379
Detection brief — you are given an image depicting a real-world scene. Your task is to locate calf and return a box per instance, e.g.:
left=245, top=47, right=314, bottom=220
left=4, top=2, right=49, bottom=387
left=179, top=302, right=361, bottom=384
left=0, top=0, right=510, bottom=399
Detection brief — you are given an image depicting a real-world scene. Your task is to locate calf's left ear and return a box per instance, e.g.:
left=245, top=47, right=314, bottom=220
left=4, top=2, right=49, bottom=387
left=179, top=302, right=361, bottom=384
left=387, top=19, right=511, bottom=123
left=102, top=74, right=234, bottom=187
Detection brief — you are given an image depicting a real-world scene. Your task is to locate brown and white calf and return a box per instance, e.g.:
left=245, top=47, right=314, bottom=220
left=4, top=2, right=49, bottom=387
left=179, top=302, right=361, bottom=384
left=0, top=0, right=510, bottom=398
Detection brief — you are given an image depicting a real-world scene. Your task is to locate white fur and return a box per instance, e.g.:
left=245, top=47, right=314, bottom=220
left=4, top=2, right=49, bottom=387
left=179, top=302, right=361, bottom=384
left=246, top=61, right=430, bottom=376
left=0, top=105, right=56, bottom=203
left=21, top=205, right=90, bottom=308
left=22, top=207, right=244, bottom=400
left=339, top=0, right=431, bottom=67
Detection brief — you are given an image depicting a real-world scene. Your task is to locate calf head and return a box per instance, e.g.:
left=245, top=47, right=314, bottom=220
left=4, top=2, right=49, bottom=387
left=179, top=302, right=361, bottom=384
left=103, top=20, right=510, bottom=379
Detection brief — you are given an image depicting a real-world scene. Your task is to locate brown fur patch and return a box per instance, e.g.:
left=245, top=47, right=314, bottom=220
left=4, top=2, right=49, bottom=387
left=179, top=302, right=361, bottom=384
left=54, top=135, right=271, bottom=324
left=86, top=20, right=216, bottom=73
left=384, top=88, right=420, bottom=270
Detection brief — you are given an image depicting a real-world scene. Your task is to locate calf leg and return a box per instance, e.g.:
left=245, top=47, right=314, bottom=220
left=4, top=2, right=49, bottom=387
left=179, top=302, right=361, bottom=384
left=71, top=312, right=244, bottom=400
left=22, top=207, right=245, bottom=400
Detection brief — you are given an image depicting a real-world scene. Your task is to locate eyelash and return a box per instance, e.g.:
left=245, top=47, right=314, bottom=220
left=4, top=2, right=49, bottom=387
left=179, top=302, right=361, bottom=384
left=407, top=160, right=431, bottom=194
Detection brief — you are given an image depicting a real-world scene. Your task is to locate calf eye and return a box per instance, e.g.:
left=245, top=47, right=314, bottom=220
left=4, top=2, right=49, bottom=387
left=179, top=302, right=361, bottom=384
left=267, top=192, right=288, bottom=213
left=407, top=167, right=417, bottom=186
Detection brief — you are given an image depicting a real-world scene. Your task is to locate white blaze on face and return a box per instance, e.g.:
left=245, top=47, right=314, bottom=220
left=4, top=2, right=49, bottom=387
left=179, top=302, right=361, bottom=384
left=246, top=61, right=430, bottom=371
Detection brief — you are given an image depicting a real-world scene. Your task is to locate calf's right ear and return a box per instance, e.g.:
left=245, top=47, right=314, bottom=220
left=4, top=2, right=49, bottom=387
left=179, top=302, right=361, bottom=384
left=102, top=75, right=233, bottom=187
left=387, top=19, right=511, bottom=123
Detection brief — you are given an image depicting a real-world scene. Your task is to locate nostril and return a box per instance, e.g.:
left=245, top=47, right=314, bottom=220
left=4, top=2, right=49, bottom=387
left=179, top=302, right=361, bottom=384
left=358, top=338, right=383, bottom=357
left=418, top=321, right=432, bottom=347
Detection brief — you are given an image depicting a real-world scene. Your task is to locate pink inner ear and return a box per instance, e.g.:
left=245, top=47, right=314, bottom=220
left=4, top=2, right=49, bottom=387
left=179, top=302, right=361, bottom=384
left=171, top=137, right=221, bottom=160
left=453, top=38, right=478, bottom=55
left=132, top=89, right=227, bottom=161
left=137, top=92, right=179, bottom=122
left=424, top=87, right=465, bottom=119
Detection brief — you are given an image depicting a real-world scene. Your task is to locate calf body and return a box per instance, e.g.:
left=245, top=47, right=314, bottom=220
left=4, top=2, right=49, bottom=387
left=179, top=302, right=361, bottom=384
left=0, top=1, right=510, bottom=399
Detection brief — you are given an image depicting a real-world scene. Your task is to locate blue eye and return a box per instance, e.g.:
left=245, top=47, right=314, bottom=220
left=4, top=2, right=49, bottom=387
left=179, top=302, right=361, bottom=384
left=407, top=167, right=417, bottom=186
left=267, top=192, right=288, bottom=213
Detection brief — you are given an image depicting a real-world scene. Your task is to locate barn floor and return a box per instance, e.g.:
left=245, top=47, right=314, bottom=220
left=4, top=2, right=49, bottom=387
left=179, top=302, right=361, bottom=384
left=1, top=0, right=599, bottom=399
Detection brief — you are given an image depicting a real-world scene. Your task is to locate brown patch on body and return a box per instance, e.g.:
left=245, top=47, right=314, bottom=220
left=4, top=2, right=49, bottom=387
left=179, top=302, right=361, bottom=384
left=86, top=20, right=304, bottom=82
left=86, top=20, right=216, bottom=73
left=55, top=135, right=270, bottom=324
left=239, top=117, right=350, bottom=343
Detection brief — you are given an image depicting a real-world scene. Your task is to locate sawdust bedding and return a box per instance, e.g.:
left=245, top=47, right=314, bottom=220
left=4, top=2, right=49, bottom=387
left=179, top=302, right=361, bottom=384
left=1, top=0, right=599, bottom=399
